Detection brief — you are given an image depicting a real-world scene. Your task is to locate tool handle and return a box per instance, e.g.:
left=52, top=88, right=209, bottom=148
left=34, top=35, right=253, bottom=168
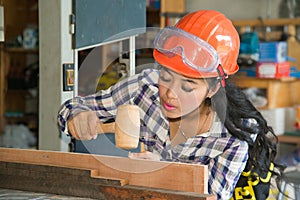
left=140, top=142, right=145, bottom=152
left=96, top=122, right=116, bottom=134
left=96, top=121, right=145, bottom=152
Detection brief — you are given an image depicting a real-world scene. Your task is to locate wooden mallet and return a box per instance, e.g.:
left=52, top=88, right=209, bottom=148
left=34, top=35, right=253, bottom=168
left=96, top=104, right=143, bottom=151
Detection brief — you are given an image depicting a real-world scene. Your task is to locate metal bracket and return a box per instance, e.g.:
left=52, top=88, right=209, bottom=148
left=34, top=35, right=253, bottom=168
left=69, top=14, right=75, bottom=34
left=0, top=6, right=4, bottom=42
left=63, top=63, right=74, bottom=91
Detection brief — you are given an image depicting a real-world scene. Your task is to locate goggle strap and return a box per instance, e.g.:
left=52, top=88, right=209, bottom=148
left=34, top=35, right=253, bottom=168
left=216, top=65, right=228, bottom=87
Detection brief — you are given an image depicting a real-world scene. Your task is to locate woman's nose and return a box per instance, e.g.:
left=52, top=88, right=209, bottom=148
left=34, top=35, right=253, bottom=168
left=166, top=86, right=178, bottom=99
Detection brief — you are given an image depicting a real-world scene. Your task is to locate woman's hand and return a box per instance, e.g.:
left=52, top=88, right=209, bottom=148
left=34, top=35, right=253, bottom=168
left=128, top=151, right=161, bottom=161
left=67, top=111, right=100, bottom=140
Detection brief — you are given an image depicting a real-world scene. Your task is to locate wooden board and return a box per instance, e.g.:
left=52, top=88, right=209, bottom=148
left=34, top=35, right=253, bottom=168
left=160, top=0, right=185, bottom=27
left=0, top=161, right=215, bottom=200
left=0, top=161, right=122, bottom=199
left=0, top=46, right=7, bottom=133
left=0, top=147, right=215, bottom=199
left=160, top=0, right=185, bottom=13
left=278, top=135, right=300, bottom=147
left=230, top=76, right=300, bottom=109
left=232, top=18, right=300, bottom=27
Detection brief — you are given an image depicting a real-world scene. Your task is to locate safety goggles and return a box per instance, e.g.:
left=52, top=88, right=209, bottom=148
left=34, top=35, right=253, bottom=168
left=154, top=26, right=220, bottom=73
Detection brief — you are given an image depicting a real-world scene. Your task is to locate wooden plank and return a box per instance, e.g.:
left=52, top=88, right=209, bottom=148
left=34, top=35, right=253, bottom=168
left=160, top=0, right=185, bottom=13
left=4, top=47, right=39, bottom=54
left=278, top=135, right=300, bottom=147
left=160, top=0, right=185, bottom=27
left=230, top=76, right=299, bottom=109
left=0, top=147, right=208, bottom=194
left=98, top=185, right=217, bottom=200
left=0, top=46, right=12, bottom=133
left=0, top=162, right=216, bottom=200
left=0, top=161, right=215, bottom=200
left=287, top=24, right=300, bottom=70
left=232, top=18, right=300, bottom=27
left=0, top=161, right=122, bottom=199
left=291, top=80, right=300, bottom=106
left=0, top=46, right=6, bottom=133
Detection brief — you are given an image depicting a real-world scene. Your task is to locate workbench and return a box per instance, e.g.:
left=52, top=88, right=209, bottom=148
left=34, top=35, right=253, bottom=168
left=0, top=148, right=216, bottom=200
left=230, top=76, right=300, bottom=109
left=278, top=134, right=300, bottom=147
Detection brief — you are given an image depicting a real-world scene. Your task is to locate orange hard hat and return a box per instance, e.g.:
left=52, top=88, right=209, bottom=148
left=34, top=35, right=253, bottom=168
left=153, top=10, right=240, bottom=78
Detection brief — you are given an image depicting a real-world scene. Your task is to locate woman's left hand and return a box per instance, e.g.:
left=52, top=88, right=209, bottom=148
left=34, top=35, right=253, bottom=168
left=128, top=151, right=161, bottom=161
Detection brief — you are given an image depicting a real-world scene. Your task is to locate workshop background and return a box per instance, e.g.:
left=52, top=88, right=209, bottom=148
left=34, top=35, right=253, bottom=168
left=0, top=0, right=300, bottom=199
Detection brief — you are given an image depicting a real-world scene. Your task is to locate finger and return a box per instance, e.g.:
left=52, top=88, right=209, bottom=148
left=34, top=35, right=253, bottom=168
left=67, top=120, right=80, bottom=140
left=86, top=116, right=99, bottom=139
left=129, top=152, right=161, bottom=161
left=128, top=152, right=141, bottom=159
left=128, top=152, right=150, bottom=160
left=76, top=113, right=95, bottom=140
left=92, top=134, right=98, bottom=140
left=72, top=120, right=91, bottom=140
left=68, top=111, right=99, bottom=140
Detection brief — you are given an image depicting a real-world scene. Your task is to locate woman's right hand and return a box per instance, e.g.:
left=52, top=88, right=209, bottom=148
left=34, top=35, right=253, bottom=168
left=67, top=111, right=100, bottom=140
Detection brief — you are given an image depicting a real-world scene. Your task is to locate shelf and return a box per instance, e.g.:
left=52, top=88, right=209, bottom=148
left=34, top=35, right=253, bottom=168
left=160, top=0, right=185, bottom=28
left=4, top=47, right=38, bottom=54
left=230, top=75, right=300, bottom=109
left=146, top=7, right=160, bottom=27
left=5, top=114, right=37, bottom=120
left=6, top=89, right=29, bottom=93
left=5, top=114, right=38, bottom=131
left=232, top=18, right=300, bottom=27
left=0, top=0, right=39, bottom=136
left=232, top=18, right=300, bottom=70
left=278, top=135, right=300, bottom=147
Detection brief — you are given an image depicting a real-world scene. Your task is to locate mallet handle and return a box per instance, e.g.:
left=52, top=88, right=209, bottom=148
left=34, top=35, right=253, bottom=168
left=96, top=121, right=145, bottom=152
left=96, top=122, right=116, bottom=134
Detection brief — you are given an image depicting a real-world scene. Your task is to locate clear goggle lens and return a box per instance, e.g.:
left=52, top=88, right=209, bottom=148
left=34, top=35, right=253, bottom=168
left=154, top=27, right=220, bottom=73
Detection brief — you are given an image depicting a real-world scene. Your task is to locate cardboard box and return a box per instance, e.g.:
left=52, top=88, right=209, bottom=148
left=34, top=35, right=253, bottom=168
left=258, top=41, right=287, bottom=62
left=256, top=61, right=290, bottom=78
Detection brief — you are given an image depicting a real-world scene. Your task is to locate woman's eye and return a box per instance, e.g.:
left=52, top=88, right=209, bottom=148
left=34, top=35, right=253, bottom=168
left=159, top=75, right=171, bottom=82
left=182, top=85, right=194, bottom=92
left=159, top=70, right=171, bottom=82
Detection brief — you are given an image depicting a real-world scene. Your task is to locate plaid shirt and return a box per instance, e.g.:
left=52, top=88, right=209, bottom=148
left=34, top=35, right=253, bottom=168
left=58, top=68, right=254, bottom=200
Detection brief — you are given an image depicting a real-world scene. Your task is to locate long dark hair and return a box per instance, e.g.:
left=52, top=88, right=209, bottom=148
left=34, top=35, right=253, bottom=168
left=208, top=78, right=281, bottom=177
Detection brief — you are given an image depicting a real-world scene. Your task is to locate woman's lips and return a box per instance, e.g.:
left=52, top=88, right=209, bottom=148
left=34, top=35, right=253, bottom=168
left=163, top=102, right=176, bottom=111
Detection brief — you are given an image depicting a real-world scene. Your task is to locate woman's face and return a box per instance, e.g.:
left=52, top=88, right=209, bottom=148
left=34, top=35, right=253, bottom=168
left=158, top=67, right=210, bottom=119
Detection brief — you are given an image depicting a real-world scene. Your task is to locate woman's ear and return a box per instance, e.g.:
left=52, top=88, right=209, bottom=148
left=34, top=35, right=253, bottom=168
left=207, top=82, right=221, bottom=98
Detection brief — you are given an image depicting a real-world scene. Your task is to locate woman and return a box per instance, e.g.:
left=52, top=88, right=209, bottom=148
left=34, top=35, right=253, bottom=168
left=58, top=10, right=280, bottom=199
